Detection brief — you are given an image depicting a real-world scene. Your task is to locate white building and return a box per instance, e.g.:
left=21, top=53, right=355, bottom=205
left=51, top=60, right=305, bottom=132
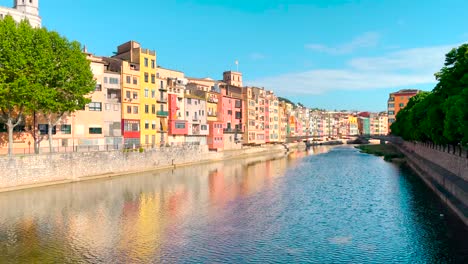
left=0, top=0, right=41, bottom=28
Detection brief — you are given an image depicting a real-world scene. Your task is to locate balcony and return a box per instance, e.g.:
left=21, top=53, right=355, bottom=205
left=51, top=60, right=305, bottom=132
left=159, top=86, right=168, bottom=91
left=223, top=128, right=242, bottom=133
left=156, top=111, right=169, bottom=117
left=157, top=97, right=168, bottom=103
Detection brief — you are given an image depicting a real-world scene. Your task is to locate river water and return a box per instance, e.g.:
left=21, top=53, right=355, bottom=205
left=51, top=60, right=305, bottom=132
left=0, top=146, right=467, bottom=263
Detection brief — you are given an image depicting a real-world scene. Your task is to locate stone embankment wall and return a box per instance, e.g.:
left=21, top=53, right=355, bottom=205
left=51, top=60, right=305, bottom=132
left=0, top=144, right=289, bottom=192
left=398, top=142, right=468, bottom=226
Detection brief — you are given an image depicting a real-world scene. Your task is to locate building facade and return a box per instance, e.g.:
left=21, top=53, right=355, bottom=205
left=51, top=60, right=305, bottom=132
left=388, top=89, right=420, bottom=129
left=0, top=0, right=41, bottom=27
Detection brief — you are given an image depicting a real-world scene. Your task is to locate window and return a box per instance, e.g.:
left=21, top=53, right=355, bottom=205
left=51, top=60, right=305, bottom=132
left=160, top=80, right=164, bottom=89
left=235, top=100, right=241, bottom=108
left=61, top=124, right=71, bottom=134
left=388, top=103, right=394, bottom=108
left=127, top=106, right=131, bottom=114
left=133, top=106, right=139, bottom=114
left=175, top=122, right=186, bottom=129
left=126, top=91, right=131, bottom=98
left=228, top=110, right=232, bottom=115
left=187, top=98, right=192, bottom=104
left=89, top=127, right=102, bottom=134
left=152, top=104, right=156, bottom=114
left=151, top=60, right=155, bottom=69
left=144, top=88, right=149, bottom=98
left=105, top=103, right=111, bottom=111
left=124, top=120, right=139, bottom=131
left=399, top=103, right=404, bottom=107
left=126, top=76, right=131, bottom=84
left=89, top=102, right=102, bottom=111
left=151, top=89, right=155, bottom=98
left=144, top=58, right=149, bottom=67
left=151, top=74, right=155, bottom=84
left=145, top=104, right=149, bottom=113
left=104, top=77, right=108, bottom=83
left=145, top=120, right=149, bottom=129
left=109, top=77, right=119, bottom=84
left=235, top=111, right=241, bottom=119
left=114, top=104, right=120, bottom=111
left=144, top=72, right=149, bottom=83
left=152, top=121, right=156, bottom=129
left=157, top=72, right=160, bottom=78
left=201, top=125, right=207, bottom=130
left=186, top=111, right=189, bottom=117
left=38, top=124, right=56, bottom=135
left=95, top=84, right=102, bottom=91
left=388, top=111, right=395, bottom=115
left=133, top=77, right=138, bottom=85
left=133, top=92, right=138, bottom=99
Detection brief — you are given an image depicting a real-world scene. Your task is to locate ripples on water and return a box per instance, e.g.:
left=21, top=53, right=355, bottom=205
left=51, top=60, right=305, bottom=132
left=0, top=146, right=467, bottom=263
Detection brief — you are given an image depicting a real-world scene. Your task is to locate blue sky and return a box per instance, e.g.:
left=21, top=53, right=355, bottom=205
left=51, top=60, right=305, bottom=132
left=3, top=0, right=467, bottom=111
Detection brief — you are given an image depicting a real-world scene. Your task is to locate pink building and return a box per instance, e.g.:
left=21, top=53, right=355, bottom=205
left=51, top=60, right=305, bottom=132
left=219, top=84, right=244, bottom=149
left=207, top=121, right=223, bottom=150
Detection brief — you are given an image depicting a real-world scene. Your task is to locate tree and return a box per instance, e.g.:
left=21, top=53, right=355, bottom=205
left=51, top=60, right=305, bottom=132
left=32, top=29, right=95, bottom=152
left=0, top=15, right=95, bottom=155
left=391, top=43, right=468, bottom=147
left=0, top=17, right=37, bottom=155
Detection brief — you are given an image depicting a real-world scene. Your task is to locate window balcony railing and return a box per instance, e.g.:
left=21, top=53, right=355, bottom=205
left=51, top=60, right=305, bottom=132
left=157, top=98, right=168, bottom=103
left=156, top=111, right=169, bottom=117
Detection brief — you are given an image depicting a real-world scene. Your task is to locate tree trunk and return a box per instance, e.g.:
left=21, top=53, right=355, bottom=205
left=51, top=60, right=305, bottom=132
left=48, top=120, right=53, bottom=153
left=7, top=119, right=14, bottom=156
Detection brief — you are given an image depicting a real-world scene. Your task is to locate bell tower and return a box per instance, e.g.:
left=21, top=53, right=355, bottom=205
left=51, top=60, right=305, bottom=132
left=14, top=0, right=39, bottom=16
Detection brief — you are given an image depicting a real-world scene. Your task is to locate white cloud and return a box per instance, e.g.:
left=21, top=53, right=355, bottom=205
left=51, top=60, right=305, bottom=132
left=248, top=44, right=457, bottom=95
left=348, top=45, right=454, bottom=72
left=305, top=32, right=380, bottom=55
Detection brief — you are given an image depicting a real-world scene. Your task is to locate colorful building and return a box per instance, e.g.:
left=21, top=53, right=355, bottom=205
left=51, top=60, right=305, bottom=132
left=184, top=94, right=209, bottom=145
left=219, top=84, right=244, bottom=150
left=243, top=87, right=266, bottom=145
left=388, top=89, right=420, bottom=128
left=157, top=67, right=186, bottom=145
left=266, top=91, right=279, bottom=143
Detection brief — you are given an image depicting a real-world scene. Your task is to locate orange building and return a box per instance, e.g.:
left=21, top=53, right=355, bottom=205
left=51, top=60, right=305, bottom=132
left=387, top=89, right=420, bottom=129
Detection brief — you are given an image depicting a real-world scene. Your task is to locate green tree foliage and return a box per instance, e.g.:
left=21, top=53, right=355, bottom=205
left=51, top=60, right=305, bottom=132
left=0, top=17, right=37, bottom=155
left=33, top=29, right=95, bottom=152
left=391, top=44, right=468, bottom=147
left=0, top=16, right=95, bottom=155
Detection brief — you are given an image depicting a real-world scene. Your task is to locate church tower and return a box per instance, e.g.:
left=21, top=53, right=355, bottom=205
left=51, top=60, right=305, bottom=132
left=14, top=0, right=39, bottom=16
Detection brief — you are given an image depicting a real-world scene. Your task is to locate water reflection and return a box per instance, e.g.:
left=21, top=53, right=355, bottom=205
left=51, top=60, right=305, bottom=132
left=0, top=146, right=466, bottom=263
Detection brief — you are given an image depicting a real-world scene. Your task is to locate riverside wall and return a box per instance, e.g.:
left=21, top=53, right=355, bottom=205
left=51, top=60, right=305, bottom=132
left=397, top=142, right=468, bottom=226
left=0, top=143, right=294, bottom=192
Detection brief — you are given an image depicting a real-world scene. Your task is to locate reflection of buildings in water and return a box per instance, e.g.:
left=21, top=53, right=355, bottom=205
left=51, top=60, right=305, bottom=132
left=0, top=152, right=304, bottom=261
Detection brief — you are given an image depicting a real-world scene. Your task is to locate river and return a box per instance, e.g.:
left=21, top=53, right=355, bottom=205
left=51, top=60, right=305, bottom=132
left=0, top=146, right=467, bottom=263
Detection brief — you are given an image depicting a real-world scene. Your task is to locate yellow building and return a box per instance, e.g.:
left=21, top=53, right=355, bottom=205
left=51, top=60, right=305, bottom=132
left=139, top=47, right=158, bottom=146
